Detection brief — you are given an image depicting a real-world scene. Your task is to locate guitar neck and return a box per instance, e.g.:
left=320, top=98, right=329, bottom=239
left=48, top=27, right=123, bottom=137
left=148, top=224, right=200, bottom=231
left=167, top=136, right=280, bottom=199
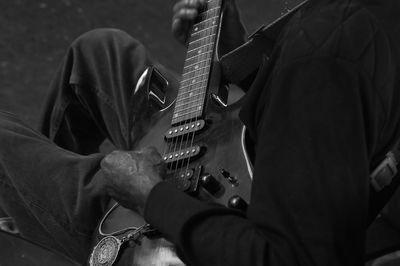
left=172, top=0, right=223, bottom=125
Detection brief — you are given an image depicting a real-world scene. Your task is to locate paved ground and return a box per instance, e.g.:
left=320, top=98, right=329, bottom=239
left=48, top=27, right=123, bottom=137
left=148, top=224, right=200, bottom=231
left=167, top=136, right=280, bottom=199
left=0, top=0, right=300, bottom=128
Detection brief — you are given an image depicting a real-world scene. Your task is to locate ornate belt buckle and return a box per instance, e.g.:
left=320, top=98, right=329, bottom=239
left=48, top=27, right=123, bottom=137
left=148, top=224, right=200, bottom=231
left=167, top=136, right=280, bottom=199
left=89, top=236, right=122, bottom=266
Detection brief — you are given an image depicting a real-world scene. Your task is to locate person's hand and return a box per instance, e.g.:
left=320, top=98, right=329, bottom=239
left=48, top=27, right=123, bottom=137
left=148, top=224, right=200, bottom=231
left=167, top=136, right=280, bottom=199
left=100, top=147, right=165, bottom=216
left=172, top=0, right=247, bottom=55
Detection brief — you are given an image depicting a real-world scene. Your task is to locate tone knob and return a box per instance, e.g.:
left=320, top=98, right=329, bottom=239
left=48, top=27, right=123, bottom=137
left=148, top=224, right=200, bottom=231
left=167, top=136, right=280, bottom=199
left=200, top=174, right=222, bottom=195
left=228, top=195, right=248, bottom=211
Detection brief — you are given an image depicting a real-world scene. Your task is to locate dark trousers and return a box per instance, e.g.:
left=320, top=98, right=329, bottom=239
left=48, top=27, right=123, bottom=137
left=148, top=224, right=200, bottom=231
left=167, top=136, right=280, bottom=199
left=0, top=29, right=178, bottom=264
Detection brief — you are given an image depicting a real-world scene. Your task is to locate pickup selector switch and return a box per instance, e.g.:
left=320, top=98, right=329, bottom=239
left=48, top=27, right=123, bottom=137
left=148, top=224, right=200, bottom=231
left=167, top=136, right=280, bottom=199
left=200, top=174, right=222, bottom=195
left=228, top=196, right=248, bottom=211
left=220, top=169, right=239, bottom=186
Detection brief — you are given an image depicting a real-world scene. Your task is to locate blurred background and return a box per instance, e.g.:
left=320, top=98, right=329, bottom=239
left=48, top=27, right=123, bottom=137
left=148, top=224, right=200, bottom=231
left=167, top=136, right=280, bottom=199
left=0, top=0, right=399, bottom=265
left=0, top=0, right=298, bottom=128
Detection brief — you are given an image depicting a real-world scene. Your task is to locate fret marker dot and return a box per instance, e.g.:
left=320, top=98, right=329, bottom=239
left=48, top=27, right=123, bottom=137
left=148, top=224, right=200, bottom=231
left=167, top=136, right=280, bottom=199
left=189, top=92, right=193, bottom=96
left=192, top=79, right=196, bottom=84
left=198, top=50, right=202, bottom=54
left=194, top=65, right=199, bottom=70
left=194, top=27, right=199, bottom=31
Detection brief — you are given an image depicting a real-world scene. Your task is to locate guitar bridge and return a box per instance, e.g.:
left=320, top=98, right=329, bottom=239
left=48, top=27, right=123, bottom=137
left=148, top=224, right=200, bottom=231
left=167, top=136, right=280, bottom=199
left=165, top=165, right=202, bottom=194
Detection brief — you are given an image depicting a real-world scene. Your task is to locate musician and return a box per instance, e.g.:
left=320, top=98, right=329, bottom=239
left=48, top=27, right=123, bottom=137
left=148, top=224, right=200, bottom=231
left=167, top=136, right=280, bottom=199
left=0, top=0, right=399, bottom=265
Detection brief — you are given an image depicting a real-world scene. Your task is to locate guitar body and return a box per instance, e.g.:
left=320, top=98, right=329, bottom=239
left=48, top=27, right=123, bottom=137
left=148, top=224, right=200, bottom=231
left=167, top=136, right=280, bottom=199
left=91, top=65, right=253, bottom=265
left=90, top=1, right=253, bottom=265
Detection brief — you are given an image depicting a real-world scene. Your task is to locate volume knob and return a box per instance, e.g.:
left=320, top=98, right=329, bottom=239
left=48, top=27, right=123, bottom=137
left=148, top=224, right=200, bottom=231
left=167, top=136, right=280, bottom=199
left=228, top=195, right=248, bottom=211
left=200, top=174, right=222, bottom=195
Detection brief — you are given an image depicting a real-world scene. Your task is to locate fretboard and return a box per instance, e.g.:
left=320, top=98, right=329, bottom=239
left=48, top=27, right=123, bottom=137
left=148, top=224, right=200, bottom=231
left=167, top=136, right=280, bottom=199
left=172, top=0, right=222, bottom=125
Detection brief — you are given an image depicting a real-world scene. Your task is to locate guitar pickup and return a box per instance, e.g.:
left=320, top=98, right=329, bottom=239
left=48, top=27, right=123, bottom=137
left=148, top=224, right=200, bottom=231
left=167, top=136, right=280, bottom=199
left=165, top=120, right=205, bottom=140
left=163, top=145, right=202, bottom=165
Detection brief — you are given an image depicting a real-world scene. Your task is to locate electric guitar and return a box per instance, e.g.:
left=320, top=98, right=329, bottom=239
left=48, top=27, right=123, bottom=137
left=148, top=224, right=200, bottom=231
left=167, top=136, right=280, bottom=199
left=90, top=0, right=253, bottom=265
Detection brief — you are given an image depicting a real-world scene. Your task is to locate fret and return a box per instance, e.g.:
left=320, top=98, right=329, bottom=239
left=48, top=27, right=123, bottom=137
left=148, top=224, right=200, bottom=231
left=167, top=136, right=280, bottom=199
left=186, top=50, right=213, bottom=62
left=187, top=43, right=214, bottom=54
left=185, top=44, right=214, bottom=65
left=175, top=91, right=206, bottom=105
left=189, top=20, right=219, bottom=44
left=172, top=109, right=203, bottom=121
left=172, top=113, right=202, bottom=125
left=176, top=95, right=206, bottom=108
left=178, top=81, right=208, bottom=96
left=187, top=39, right=214, bottom=50
left=176, top=86, right=206, bottom=97
left=187, top=39, right=216, bottom=55
left=180, top=72, right=209, bottom=86
left=191, top=24, right=218, bottom=38
left=183, top=63, right=210, bottom=76
left=198, top=7, right=220, bottom=18
left=184, top=58, right=211, bottom=70
left=205, top=0, right=219, bottom=8
left=177, top=90, right=207, bottom=104
left=191, top=24, right=217, bottom=38
left=182, top=65, right=210, bottom=77
left=176, top=91, right=206, bottom=104
left=187, top=37, right=216, bottom=52
left=172, top=0, right=222, bottom=125
left=185, top=47, right=214, bottom=65
left=175, top=97, right=205, bottom=111
left=175, top=96, right=206, bottom=108
left=177, top=84, right=206, bottom=94
left=184, top=59, right=211, bottom=72
left=174, top=103, right=203, bottom=114
left=188, top=34, right=216, bottom=46
left=192, top=16, right=219, bottom=33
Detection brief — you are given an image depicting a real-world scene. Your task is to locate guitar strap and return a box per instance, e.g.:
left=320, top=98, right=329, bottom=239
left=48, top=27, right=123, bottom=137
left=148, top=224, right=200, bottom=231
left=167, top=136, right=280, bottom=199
left=220, top=1, right=307, bottom=86
left=220, top=0, right=400, bottom=221
left=369, top=139, right=400, bottom=221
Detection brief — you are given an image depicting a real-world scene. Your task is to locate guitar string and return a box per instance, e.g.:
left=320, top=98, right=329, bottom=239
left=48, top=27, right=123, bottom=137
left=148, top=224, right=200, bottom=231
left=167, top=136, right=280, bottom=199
left=174, top=0, right=214, bottom=180
left=183, top=0, right=221, bottom=181
left=166, top=11, right=210, bottom=176
left=164, top=0, right=221, bottom=185
left=168, top=3, right=211, bottom=179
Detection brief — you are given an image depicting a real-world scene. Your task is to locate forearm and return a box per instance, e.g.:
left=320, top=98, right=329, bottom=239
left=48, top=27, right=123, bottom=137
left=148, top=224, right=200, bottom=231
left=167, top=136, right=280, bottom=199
left=144, top=57, right=380, bottom=266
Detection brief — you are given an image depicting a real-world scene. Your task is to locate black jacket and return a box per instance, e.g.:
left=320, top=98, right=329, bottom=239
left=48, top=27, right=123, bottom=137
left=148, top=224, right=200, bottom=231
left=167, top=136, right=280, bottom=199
left=145, top=0, right=400, bottom=265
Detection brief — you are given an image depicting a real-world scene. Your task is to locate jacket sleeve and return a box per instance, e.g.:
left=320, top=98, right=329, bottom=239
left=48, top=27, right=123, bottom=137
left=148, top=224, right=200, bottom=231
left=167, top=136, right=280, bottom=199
left=144, top=57, right=384, bottom=266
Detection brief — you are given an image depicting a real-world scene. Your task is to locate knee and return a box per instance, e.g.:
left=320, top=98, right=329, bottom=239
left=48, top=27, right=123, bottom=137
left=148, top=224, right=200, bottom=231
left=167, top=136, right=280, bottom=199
left=71, top=28, right=143, bottom=53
